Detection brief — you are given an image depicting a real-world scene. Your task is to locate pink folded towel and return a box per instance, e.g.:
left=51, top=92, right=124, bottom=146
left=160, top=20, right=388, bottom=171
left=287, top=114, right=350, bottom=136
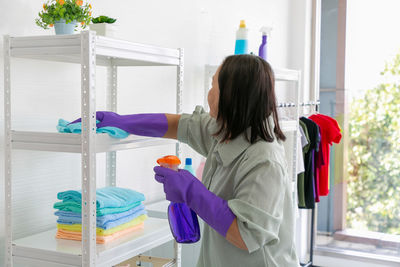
left=56, top=222, right=144, bottom=244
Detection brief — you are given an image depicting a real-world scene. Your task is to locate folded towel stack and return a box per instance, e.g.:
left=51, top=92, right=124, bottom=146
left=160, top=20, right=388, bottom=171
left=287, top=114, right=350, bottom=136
left=54, top=187, right=147, bottom=244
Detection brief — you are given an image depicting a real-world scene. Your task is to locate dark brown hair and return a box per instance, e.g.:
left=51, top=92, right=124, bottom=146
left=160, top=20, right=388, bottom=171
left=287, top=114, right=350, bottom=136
left=215, top=54, right=286, bottom=143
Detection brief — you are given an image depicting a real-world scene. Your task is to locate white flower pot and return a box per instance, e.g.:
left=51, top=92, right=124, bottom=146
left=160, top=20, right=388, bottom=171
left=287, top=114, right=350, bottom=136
left=54, top=19, right=77, bottom=35
left=89, top=23, right=117, bottom=37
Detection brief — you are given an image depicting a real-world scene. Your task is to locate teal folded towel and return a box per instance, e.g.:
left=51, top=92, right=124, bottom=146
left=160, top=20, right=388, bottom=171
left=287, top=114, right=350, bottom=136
left=56, top=187, right=145, bottom=209
left=57, top=118, right=129, bottom=139
left=54, top=200, right=142, bottom=216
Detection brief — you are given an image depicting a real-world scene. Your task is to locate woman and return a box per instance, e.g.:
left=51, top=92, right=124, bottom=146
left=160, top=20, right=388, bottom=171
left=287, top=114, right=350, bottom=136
left=76, top=55, right=299, bottom=266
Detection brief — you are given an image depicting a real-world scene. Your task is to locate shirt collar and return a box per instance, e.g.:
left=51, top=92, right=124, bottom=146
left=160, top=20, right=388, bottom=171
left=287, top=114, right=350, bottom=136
left=214, top=116, right=275, bottom=167
left=215, top=131, right=252, bottom=167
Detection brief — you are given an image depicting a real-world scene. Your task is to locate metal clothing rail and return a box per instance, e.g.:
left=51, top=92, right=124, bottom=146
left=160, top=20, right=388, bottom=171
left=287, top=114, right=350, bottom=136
left=278, top=102, right=296, bottom=108
left=300, top=102, right=320, bottom=267
left=301, top=207, right=316, bottom=267
left=278, top=101, right=320, bottom=108
left=301, top=101, right=320, bottom=107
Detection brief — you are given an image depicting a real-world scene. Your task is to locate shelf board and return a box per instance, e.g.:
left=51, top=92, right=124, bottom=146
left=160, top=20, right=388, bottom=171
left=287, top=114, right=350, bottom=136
left=146, top=199, right=169, bottom=219
left=280, top=120, right=298, bottom=132
left=11, top=131, right=177, bottom=153
left=205, top=64, right=300, bottom=82
left=9, top=33, right=180, bottom=66
left=274, top=68, right=300, bottom=81
left=12, top=217, right=173, bottom=267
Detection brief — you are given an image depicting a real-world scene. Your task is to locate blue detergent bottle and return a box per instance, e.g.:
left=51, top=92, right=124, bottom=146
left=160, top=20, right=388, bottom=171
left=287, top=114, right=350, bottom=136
left=184, top=158, right=195, bottom=175
left=158, top=156, right=201, bottom=243
left=234, top=20, right=249, bottom=55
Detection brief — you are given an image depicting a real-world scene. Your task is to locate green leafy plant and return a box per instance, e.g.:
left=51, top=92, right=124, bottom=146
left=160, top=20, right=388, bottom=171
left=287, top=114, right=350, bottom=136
left=347, top=53, right=400, bottom=234
left=91, top=16, right=117, bottom=24
left=36, top=0, right=92, bottom=30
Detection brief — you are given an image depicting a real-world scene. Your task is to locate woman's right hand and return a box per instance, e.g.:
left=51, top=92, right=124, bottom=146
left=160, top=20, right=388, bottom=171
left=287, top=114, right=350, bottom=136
left=69, top=111, right=169, bottom=137
left=68, top=111, right=121, bottom=128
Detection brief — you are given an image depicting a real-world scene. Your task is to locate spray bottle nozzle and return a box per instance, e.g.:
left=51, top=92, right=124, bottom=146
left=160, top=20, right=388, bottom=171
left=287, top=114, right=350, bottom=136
left=260, top=26, right=273, bottom=36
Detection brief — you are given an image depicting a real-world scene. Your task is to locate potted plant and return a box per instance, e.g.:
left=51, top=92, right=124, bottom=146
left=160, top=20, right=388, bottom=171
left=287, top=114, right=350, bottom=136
left=89, top=15, right=117, bottom=37
left=36, top=0, right=92, bottom=35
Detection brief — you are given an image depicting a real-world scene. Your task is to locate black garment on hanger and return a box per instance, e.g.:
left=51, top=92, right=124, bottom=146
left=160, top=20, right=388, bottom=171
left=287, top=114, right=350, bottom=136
left=299, top=117, right=320, bottom=209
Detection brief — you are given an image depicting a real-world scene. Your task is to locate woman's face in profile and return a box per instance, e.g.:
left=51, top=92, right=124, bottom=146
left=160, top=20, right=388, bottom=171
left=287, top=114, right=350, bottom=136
left=208, top=66, right=221, bottom=118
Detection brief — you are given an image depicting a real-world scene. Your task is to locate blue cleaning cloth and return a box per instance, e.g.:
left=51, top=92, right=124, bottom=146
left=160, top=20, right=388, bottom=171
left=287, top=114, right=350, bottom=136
left=57, top=187, right=145, bottom=209
left=55, top=205, right=147, bottom=230
left=57, top=119, right=129, bottom=139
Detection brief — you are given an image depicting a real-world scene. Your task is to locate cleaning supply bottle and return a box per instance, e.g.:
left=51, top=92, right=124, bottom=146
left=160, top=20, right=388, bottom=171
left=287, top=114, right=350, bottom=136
left=234, top=20, right=249, bottom=55
left=157, top=155, right=200, bottom=243
left=184, top=158, right=195, bottom=175
left=258, top=27, right=272, bottom=61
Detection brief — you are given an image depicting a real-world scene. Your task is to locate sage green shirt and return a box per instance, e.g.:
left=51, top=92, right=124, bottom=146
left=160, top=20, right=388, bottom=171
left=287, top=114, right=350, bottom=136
left=177, top=106, right=299, bottom=267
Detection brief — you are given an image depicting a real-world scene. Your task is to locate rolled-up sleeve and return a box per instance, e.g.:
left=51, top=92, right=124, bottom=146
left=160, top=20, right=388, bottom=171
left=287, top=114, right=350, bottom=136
left=228, top=158, right=286, bottom=253
left=177, top=106, right=217, bottom=157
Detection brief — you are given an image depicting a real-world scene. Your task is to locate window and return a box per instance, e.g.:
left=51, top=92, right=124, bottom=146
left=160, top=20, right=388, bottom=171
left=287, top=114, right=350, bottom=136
left=316, top=0, right=400, bottom=260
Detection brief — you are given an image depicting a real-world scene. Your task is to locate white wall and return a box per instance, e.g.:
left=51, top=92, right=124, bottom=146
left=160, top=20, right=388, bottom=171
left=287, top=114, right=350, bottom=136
left=0, top=0, right=311, bottom=265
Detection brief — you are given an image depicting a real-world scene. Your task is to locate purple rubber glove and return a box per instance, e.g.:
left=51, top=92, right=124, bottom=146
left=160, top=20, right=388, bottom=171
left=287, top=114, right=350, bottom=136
left=154, top=166, right=236, bottom=237
left=69, top=111, right=168, bottom=137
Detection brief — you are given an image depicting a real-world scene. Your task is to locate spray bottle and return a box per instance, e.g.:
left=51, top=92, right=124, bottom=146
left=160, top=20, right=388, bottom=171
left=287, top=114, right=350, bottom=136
left=234, top=20, right=249, bottom=55
left=157, top=155, right=200, bottom=243
left=258, top=26, right=273, bottom=61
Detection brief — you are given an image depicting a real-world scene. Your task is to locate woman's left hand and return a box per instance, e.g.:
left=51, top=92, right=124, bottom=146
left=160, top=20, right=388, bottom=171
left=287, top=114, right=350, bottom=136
left=153, top=166, right=198, bottom=203
left=154, top=165, right=237, bottom=239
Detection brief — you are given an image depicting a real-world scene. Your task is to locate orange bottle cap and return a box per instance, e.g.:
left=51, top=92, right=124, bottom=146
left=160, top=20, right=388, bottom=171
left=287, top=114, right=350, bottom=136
left=157, top=155, right=181, bottom=165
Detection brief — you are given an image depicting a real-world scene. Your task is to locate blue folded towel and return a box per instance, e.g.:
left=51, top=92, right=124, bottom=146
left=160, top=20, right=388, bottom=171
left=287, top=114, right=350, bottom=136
left=55, top=204, right=147, bottom=230
left=57, top=118, right=129, bottom=139
left=55, top=204, right=145, bottom=225
left=57, top=187, right=145, bottom=209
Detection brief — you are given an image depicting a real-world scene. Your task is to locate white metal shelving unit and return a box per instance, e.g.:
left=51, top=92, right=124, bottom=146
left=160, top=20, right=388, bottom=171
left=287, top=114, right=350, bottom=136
left=4, top=31, right=184, bottom=267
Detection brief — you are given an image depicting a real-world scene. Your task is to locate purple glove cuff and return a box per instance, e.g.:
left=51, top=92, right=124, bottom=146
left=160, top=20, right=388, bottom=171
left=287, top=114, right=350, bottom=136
left=208, top=199, right=236, bottom=237
left=187, top=181, right=236, bottom=237
left=122, top=113, right=168, bottom=137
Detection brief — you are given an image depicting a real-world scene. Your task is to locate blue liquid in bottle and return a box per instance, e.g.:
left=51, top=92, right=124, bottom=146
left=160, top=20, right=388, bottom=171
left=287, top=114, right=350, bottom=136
left=235, top=39, right=248, bottom=55
left=168, top=202, right=200, bottom=243
left=167, top=158, right=200, bottom=243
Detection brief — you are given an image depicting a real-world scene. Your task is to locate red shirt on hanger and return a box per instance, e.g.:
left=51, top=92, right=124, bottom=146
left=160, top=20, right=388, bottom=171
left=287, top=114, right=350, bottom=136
left=309, top=114, right=342, bottom=196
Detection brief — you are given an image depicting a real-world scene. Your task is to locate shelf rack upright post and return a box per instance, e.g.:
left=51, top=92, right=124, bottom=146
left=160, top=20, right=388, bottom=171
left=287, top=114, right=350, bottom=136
left=105, top=59, right=118, bottom=188
left=4, top=33, right=13, bottom=267
left=174, top=48, right=184, bottom=267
